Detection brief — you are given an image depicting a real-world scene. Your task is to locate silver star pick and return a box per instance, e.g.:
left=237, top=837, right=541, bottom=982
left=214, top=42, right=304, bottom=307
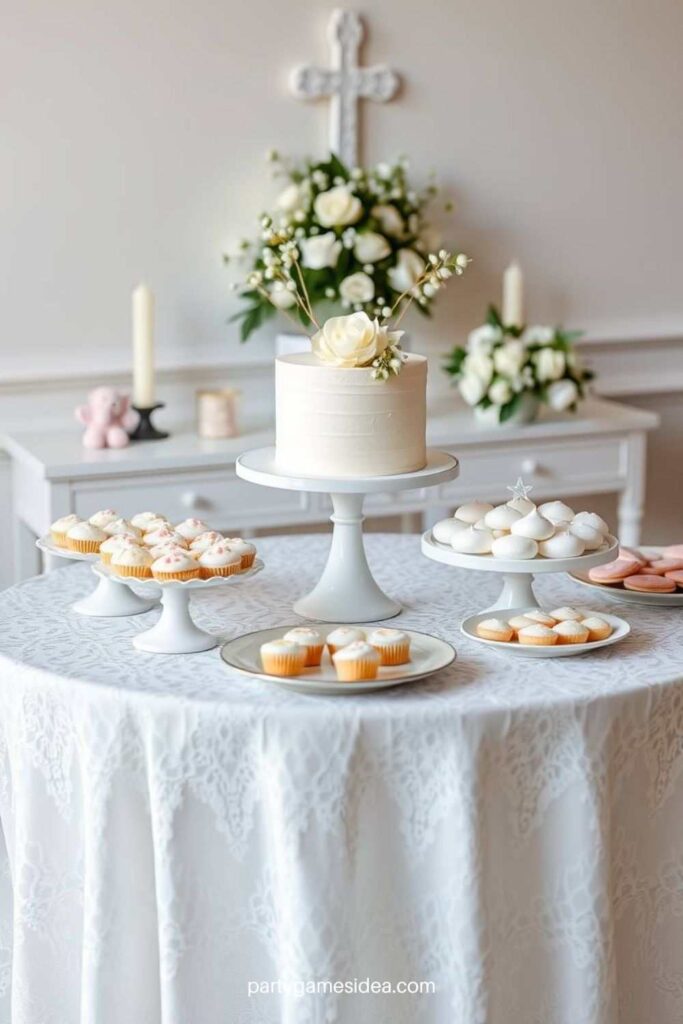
left=507, top=477, right=534, bottom=502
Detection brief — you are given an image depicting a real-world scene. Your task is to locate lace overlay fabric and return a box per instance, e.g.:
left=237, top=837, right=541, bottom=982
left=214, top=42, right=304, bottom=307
left=0, top=534, right=682, bottom=1023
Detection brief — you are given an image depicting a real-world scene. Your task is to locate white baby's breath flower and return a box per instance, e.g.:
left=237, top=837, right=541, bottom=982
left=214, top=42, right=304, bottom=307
left=339, top=272, right=375, bottom=305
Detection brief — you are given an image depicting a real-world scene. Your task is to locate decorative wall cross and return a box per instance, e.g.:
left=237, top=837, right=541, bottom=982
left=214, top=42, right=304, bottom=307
left=290, top=9, right=400, bottom=168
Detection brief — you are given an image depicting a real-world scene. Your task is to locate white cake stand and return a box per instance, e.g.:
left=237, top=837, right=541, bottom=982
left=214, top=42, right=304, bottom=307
left=36, top=537, right=158, bottom=617
left=93, top=559, right=264, bottom=654
left=421, top=530, right=619, bottom=612
left=236, top=448, right=459, bottom=622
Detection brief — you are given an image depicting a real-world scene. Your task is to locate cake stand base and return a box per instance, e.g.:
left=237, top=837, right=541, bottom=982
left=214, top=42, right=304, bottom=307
left=293, top=493, right=401, bottom=622
left=73, top=574, right=158, bottom=617
left=483, top=572, right=539, bottom=612
left=236, top=448, right=459, bottom=623
left=133, top=587, right=217, bottom=654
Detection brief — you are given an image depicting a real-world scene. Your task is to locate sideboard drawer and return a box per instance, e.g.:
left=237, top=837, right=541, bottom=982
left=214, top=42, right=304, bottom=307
left=71, top=470, right=312, bottom=527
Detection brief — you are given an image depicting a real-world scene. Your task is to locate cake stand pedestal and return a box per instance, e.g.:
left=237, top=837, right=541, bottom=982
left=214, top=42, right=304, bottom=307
left=36, top=538, right=158, bottom=617
left=93, top=560, right=264, bottom=654
left=236, top=448, right=459, bottom=622
left=421, top=531, right=619, bottom=613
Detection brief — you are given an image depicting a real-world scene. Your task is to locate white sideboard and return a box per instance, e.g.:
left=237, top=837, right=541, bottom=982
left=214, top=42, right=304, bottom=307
left=3, top=396, right=658, bottom=583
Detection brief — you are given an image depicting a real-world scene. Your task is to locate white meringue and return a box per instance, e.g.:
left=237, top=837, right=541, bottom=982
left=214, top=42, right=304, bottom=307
left=569, top=521, right=604, bottom=550
left=454, top=501, right=494, bottom=524
left=432, top=517, right=468, bottom=544
left=511, top=508, right=555, bottom=541
left=491, top=534, right=538, bottom=559
left=484, top=504, right=522, bottom=531
left=451, top=525, right=494, bottom=555
left=506, top=495, right=536, bottom=515
left=538, top=531, right=586, bottom=558
left=572, top=511, right=610, bottom=537
left=474, top=517, right=506, bottom=538
left=537, top=500, right=575, bottom=524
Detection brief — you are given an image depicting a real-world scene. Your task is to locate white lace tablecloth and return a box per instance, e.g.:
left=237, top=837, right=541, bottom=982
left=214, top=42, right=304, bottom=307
left=0, top=534, right=682, bottom=1024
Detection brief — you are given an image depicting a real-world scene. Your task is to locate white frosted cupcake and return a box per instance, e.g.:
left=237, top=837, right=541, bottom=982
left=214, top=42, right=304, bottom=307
left=148, top=541, right=190, bottom=560
left=518, top=624, right=558, bottom=646
left=368, top=627, right=411, bottom=665
left=88, top=509, right=119, bottom=530
left=224, top=538, right=257, bottom=569
left=260, top=639, right=306, bottom=677
left=100, top=533, right=142, bottom=565
left=581, top=616, right=612, bottom=642
left=50, top=514, right=81, bottom=547
left=326, top=626, right=366, bottom=656
left=130, top=511, right=168, bottom=531
left=198, top=544, right=241, bottom=579
left=174, top=518, right=212, bottom=541
left=65, top=521, right=107, bottom=554
left=144, top=526, right=188, bottom=548
left=189, top=531, right=225, bottom=556
left=103, top=517, right=142, bottom=540
left=332, top=641, right=380, bottom=682
left=553, top=620, right=589, bottom=645
left=548, top=606, right=583, bottom=622
left=476, top=618, right=514, bottom=642
left=151, top=551, right=201, bottom=582
left=111, top=545, right=153, bottom=579
left=283, top=627, right=325, bottom=667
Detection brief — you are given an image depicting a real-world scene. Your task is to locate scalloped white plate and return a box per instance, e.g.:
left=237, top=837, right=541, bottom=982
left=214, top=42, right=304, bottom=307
left=461, top=608, right=630, bottom=658
left=93, top=558, right=264, bottom=589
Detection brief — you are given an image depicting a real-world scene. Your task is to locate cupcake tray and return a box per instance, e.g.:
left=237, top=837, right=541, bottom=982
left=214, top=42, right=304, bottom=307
left=93, top=559, right=264, bottom=654
left=36, top=536, right=158, bottom=618
left=421, top=530, right=619, bottom=612
left=570, top=547, right=683, bottom=607
left=220, top=624, right=456, bottom=695
left=461, top=608, right=630, bottom=659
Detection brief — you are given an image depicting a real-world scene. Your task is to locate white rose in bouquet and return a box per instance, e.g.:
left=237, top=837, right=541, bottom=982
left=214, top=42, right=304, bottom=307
left=300, top=232, right=342, bottom=270
left=459, top=373, right=487, bottom=406
left=387, top=249, right=424, bottom=293
left=371, top=203, right=404, bottom=237
left=493, top=340, right=526, bottom=377
left=314, top=185, right=362, bottom=227
left=546, top=378, right=579, bottom=411
left=534, top=348, right=565, bottom=381
left=277, top=183, right=304, bottom=213
left=521, top=325, right=555, bottom=345
left=488, top=379, right=513, bottom=406
left=312, top=311, right=401, bottom=368
left=339, top=272, right=375, bottom=304
left=467, top=324, right=503, bottom=353
left=463, top=351, right=494, bottom=387
left=269, top=281, right=296, bottom=309
left=353, top=231, right=391, bottom=263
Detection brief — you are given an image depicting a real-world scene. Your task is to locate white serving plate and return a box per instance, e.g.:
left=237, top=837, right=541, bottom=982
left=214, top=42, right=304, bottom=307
left=571, top=546, right=683, bottom=607
left=423, top=531, right=619, bottom=575
left=37, top=535, right=98, bottom=562
left=461, top=608, right=630, bottom=658
left=220, top=625, right=456, bottom=695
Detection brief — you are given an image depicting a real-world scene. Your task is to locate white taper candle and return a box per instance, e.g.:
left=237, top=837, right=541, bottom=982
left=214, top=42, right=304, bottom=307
left=132, top=284, right=155, bottom=407
left=502, top=262, right=524, bottom=328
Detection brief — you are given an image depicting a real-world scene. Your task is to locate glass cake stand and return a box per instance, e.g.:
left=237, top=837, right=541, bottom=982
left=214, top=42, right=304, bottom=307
left=236, top=447, right=459, bottom=622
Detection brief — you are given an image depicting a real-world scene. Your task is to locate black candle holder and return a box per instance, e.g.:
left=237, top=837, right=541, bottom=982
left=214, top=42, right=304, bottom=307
left=129, top=403, right=169, bottom=441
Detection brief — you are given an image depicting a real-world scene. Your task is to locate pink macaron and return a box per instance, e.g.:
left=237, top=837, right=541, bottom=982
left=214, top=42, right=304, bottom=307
left=664, top=569, right=683, bottom=589
left=646, top=558, right=683, bottom=575
left=623, top=573, right=676, bottom=593
left=619, top=546, right=648, bottom=566
left=589, top=557, right=642, bottom=584
left=663, top=544, right=683, bottom=560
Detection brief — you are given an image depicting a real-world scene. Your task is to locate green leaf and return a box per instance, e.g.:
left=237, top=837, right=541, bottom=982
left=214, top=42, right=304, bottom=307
left=486, top=304, right=503, bottom=329
left=499, top=392, right=523, bottom=423
left=239, top=306, right=262, bottom=342
left=442, top=346, right=467, bottom=377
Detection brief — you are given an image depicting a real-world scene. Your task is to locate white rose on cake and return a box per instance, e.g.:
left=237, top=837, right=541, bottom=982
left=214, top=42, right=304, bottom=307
left=459, top=373, right=487, bottom=406
left=312, top=311, right=401, bottom=368
left=534, top=348, right=565, bottom=381
left=300, top=232, right=342, bottom=270
left=387, top=249, right=424, bottom=293
left=353, top=231, right=391, bottom=263
left=339, top=272, right=375, bottom=305
left=314, top=185, right=362, bottom=227
left=493, top=340, right=526, bottom=377
left=547, top=378, right=579, bottom=411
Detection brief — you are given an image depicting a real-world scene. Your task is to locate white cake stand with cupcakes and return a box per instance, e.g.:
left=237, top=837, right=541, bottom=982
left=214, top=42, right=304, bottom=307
left=422, top=480, right=619, bottom=613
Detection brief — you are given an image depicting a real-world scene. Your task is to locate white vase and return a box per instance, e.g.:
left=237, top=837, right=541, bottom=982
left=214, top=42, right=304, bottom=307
left=474, top=393, right=540, bottom=428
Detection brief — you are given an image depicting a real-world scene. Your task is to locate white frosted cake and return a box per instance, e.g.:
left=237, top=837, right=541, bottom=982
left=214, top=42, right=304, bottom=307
left=275, top=352, right=428, bottom=478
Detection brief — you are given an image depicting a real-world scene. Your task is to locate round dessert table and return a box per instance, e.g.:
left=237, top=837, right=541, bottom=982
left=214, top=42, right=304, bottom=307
left=0, top=536, right=682, bottom=1024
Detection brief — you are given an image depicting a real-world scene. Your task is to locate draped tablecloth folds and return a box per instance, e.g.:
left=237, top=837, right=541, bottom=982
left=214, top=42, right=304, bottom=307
left=0, top=534, right=682, bottom=1024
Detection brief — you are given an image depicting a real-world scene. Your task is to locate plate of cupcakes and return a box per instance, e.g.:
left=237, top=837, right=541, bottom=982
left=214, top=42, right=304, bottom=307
left=461, top=605, right=630, bottom=658
left=220, top=625, right=456, bottom=694
left=571, top=545, right=683, bottom=607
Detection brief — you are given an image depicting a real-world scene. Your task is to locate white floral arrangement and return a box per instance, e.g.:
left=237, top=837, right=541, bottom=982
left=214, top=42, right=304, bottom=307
left=226, top=151, right=468, bottom=345
left=444, top=306, right=593, bottom=421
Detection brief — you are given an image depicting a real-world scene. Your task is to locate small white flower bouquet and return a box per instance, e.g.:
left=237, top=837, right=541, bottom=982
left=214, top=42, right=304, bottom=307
left=444, top=306, right=593, bottom=422
left=226, top=151, right=468, bottom=344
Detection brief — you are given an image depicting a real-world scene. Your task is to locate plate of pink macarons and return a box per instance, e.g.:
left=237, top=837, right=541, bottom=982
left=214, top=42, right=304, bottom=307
left=571, top=545, right=683, bottom=606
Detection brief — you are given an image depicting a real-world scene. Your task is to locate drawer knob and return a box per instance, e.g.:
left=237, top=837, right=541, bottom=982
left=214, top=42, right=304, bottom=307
left=181, top=490, right=202, bottom=509
left=521, top=458, right=539, bottom=475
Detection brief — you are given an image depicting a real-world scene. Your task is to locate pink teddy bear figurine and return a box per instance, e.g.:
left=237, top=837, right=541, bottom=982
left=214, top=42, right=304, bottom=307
left=75, top=386, right=139, bottom=449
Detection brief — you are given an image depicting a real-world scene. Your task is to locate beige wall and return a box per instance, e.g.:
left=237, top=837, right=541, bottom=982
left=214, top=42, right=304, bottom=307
left=2, top=0, right=683, bottom=381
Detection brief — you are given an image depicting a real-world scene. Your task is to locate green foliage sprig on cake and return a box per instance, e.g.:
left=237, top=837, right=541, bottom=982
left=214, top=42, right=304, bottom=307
left=443, top=305, right=593, bottom=422
left=226, top=150, right=469, bottom=344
